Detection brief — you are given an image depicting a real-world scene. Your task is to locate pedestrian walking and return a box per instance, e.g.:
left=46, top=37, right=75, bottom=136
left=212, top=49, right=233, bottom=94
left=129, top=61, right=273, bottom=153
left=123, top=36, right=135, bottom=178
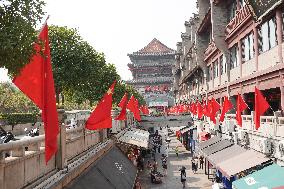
left=146, top=160, right=152, bottom=174
left=165, top=146, right=169, bottom=157
left=161, top=154, right=167, bottom=176
left=194, top=157, right=198, bottom=172
left=199, top=155, right=204, bottom=170
left=191, top=158, right=196, bottom=173
left=191, top=158, right=198, bottom=174
left=135, top=177, right=142, bottom=189
left=175, top=146, right=179, bottom=157
left=180, top=166, right=186, bottom=188
left=153, top=160, right=158, bottom=172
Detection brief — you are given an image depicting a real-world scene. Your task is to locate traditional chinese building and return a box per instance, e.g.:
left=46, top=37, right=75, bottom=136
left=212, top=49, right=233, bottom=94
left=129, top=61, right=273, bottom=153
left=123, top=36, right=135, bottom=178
left=126, top=38, right=176, bottom=109
left=174, top=0, right=284, bottom=167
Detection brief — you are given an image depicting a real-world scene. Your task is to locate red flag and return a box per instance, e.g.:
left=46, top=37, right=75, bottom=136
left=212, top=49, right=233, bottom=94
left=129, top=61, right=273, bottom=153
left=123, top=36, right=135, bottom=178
left=210, top=98, right=221, bottom=124
left=115, top=93, right=128, bottom=120
left=236, top=94, right=248, bottom=127
left=197, top=102, right=203, bottom=119
left=127, top=96, right=141, bottom=121
left=85, top=81, right=116, bottom=130
left=254, top=87, right=270, bottom=130
left=13, top=24, right=59, bottom=164
left=192, top=103, right=197, bottom=115
left=203, top=100, right=208, bottom=117
left=141, top=105, right=150, bottom=115
left=219, top=96, right=233, bottom=122
left=145, top=106, right=150, bottom=115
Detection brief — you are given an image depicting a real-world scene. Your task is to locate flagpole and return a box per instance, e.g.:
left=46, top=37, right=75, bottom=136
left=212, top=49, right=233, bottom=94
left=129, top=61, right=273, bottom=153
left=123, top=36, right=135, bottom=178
left=39, top=15, right=50, bottom=33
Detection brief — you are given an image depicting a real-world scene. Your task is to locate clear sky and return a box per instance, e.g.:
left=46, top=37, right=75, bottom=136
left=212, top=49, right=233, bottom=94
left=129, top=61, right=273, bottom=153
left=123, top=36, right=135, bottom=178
left=0, top=0, right=197, bottom=82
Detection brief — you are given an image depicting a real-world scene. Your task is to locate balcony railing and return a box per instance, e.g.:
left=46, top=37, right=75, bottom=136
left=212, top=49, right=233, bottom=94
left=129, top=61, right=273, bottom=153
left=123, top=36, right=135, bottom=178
left=225, top=5, right=252, bottom=40
left=204, top=42, right=218, bottom=61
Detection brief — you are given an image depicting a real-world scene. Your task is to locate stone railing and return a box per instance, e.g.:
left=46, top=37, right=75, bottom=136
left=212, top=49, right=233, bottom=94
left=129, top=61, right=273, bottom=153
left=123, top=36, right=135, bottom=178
left=242, top=115, right=253, bottom=131
left=225, top=5, right=252, bottom=40
left=0, top=108, right=129, bottom=189
left=0, top=124, right=107, bottom=189
left=276, top=117, right=284, bottom=137
left=221, top=114, right=284, bottom=138
left=0, top=134, right=55, bottom=189
left=141, top=115, right=191, bottom=122
left=65, top=126, right=103, bottom=162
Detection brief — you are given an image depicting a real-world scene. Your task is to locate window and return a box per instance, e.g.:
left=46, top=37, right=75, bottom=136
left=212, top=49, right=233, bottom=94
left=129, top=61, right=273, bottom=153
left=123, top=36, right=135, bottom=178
left=220, top=55, right=226, bottom=75
left=213, top=60, right=219, bottom=78
left=258, top=17, right=277, bottom=53
left=229, top=45, right=239, bottom=69
left=207, top=65, right=213, bottom=81
left=228, top=1, right=237, bottom=21
left=242, top=32, right=254, bottom=62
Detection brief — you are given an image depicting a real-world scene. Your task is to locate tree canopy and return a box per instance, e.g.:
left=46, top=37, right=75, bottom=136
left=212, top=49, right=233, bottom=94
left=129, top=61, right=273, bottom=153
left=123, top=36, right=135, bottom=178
left=0, top=82, right=39, bottom=113
left=48, top=25, right=145, bottom=107
left=0, top=0, right=45, bottom=76
left=0, top=1, right=145, bottom=111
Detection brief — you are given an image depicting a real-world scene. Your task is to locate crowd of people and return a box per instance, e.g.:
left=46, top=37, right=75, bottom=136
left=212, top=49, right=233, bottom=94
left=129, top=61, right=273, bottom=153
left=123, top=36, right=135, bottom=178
left=132, top=126, right=206, bottom=189
left=191, top=155, right=204, bottom=174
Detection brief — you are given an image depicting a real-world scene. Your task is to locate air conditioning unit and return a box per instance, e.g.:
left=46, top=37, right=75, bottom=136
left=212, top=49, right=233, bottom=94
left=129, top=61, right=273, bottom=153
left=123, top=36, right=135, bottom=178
left=258, top=138, right=272, bottom=154
left=275, top=140, right=284, bottom=160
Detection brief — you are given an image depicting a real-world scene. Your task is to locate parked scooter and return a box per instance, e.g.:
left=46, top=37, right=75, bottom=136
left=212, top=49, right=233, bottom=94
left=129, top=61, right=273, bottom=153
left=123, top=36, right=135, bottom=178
left=0, top=127, right=17, bottom=144
left=24, top=127, right=39, bottom=137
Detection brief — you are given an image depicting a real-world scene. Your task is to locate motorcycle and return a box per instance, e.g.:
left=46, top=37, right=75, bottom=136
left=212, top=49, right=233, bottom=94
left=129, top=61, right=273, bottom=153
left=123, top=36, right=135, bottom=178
left=0, top=127, right=17, bottom=144
left=24, top=127, right=39, bottom=137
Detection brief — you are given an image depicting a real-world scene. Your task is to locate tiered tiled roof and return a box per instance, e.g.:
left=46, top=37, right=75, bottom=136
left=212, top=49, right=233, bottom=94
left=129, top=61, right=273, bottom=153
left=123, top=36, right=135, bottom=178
left=128, top=38, right=176, bottom=56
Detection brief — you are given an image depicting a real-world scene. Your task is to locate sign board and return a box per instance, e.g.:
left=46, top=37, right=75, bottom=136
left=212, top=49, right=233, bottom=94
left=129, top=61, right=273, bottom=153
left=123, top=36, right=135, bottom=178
left=245, top=0, right=283, bottom=20
left=149, top=101, right=168, bottom=107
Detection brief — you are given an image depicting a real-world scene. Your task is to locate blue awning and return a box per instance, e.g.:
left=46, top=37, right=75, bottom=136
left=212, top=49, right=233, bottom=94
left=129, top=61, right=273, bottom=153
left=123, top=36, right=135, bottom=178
left=232, top=164, right=284, bottom=189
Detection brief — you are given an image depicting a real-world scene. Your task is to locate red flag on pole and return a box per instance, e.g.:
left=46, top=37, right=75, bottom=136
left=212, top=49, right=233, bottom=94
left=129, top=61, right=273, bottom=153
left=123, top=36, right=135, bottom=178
left=219, top=96, right=233, bottom=122
left=145, top=106, right=150, bottom=115
left=202, top=100, right=208, bottom=117
left=192, top=103, right=197, bottom=115
left=13, top=24, right=59, bottom=164
left=254, top=87, right=270, bottom=130
left=85, top=81, right=116, bottom=130
left=115, top=93, right=128, bottom=120
left=197, top=102, right=203, bottom=119
left=236, top=94, right=248, bottom=127
left=127, top=96, right=141, bottom=121
left=210, top=98, right=221, bottom=124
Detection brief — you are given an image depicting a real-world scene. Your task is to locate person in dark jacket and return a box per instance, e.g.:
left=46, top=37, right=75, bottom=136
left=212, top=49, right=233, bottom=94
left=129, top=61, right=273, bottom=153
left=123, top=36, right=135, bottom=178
left=180, top=166, right=186, bottom=188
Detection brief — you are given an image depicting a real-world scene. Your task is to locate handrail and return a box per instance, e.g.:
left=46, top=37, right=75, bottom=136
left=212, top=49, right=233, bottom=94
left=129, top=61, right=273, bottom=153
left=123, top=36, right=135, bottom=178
left=0, top=135, right=44, bottom=151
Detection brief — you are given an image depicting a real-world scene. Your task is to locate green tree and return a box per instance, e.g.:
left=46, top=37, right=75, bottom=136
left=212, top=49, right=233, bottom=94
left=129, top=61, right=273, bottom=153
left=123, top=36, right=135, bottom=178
left=48, top=26, right=106, bottom=104
left=0, top=82, right=39, bottom=114
left=0, top=0, right=45, bottom=76
left=113, top=81, right=146, bottom=106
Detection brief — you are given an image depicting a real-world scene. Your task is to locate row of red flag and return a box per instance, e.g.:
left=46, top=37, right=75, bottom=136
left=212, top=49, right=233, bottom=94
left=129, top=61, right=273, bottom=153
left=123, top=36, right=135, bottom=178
left=9, top=22, right=271, bottom=165
left=168, top=88, right=270, bottom=130
left=85, top=83, right=145, bottom=129
left=12, top=23, right=149, bottom=164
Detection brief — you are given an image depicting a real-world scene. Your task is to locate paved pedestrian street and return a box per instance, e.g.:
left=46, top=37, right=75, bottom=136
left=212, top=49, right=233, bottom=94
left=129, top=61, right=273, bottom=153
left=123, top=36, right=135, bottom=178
left=139, top=128, right=212, bottom=189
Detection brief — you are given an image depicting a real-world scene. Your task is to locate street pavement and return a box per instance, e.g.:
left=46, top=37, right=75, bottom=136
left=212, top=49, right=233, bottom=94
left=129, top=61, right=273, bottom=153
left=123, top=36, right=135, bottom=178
left=139, top=127, right=212, bottom=189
